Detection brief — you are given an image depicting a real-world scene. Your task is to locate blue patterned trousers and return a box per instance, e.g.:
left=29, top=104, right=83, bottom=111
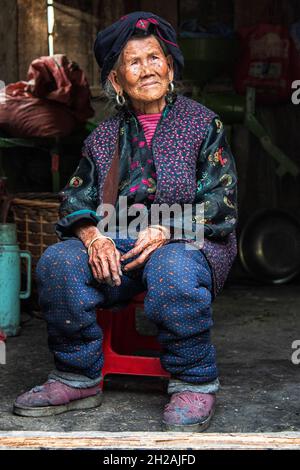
left=36, top=237, right=218, bottom=387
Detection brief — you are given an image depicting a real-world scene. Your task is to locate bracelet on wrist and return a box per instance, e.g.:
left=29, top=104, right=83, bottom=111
left=87, top=236, right=116, bottom=256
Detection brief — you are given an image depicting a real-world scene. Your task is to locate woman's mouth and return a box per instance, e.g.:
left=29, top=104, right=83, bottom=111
left=141, top=81, right=159, bottom=88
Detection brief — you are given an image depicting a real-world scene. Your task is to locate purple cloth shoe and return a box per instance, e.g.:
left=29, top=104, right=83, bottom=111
left=162, top=392, right=216, bottom=432
left=13, top=379, right=103, bottom=417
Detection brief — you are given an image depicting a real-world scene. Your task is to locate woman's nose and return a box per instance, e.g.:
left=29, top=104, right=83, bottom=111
left=140, top=60, right=155, bottom=77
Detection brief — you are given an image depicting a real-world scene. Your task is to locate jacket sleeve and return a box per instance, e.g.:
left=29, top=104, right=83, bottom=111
left=160, top=116, right=238, bottom=242
left=55, top=148, right=101, bottom=240
left=193, top=116, right=238, bottom=239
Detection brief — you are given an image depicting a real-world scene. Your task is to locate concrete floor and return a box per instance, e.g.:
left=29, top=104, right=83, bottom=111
left=0, top=282, right=299, bottom=433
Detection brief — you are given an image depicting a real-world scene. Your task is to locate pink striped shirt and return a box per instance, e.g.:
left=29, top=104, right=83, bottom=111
left=136, top=112, right=162, bottom=148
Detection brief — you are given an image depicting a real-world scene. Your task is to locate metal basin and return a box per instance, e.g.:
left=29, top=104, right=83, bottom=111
left=239, top=209, right=300, bottom=284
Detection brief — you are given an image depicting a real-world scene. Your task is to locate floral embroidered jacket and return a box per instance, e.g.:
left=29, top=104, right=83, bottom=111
left=55, top=94, right=238, bottom=299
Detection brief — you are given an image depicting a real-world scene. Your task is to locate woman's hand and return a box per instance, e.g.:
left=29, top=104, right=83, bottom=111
left=88, top=237, right=122, bottom=287
left=74, top=221, right=122, bottom=287
left=120, top=225, right=170, bottom=271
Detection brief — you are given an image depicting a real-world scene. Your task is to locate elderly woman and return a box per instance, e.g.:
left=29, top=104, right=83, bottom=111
left=14, top=11, right=238, bottom=432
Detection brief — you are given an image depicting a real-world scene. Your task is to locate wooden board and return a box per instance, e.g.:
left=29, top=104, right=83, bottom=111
left=140, top=0, right=178, bottom=32
left=0, top=0, right=18, bottom=84
left=54, top=1, right=98, bottom=90
left=17, top=0, right=49, bottom=80
left=53, top=0, right=126, bottom=89
left=179, top=0, right=233, bottom=29
left=52, top=0, right=178, bottom=90
left=0, top=431, right=300, bottom=450
left=232, top=103, right=300, bottom=225
left=234, top=0, right=300, bottom=29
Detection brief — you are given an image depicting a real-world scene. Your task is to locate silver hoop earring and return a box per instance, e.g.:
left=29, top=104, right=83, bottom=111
left=168, top=81, right=175, bottom=93
left=116, top=92, right=126, bottom=106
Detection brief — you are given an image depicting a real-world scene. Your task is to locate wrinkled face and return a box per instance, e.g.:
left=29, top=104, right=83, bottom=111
left=108, top=35, right=174, bottom=104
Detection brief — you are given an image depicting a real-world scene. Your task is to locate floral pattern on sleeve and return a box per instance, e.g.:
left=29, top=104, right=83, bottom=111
left=194, top=117, right=238, bottom=238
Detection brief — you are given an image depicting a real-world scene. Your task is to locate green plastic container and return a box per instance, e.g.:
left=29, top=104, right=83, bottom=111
left=0, top=224, right=31, bottom=336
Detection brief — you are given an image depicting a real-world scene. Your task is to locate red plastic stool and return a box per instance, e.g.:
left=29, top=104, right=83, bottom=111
left=96, top=291, right=170, bottom=390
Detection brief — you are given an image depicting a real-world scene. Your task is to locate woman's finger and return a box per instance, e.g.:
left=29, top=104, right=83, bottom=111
left=94, top=254, right=105, bottom=281
left=99, top=253, right=114, bottom=286
left=89, top=249, right=104, bottom=282
left=121, top=236, right=149, bottom=260
left=89, top=239, right=119, bottom=286
left=115, top=249, right=123, bottom=276
left=91, top=250, right=103, bottom=282
left=123, top=242, right=160, bottom=271
left=121, top=228, right=165, bottom=261
left=107, top=250, right=122, bottom=286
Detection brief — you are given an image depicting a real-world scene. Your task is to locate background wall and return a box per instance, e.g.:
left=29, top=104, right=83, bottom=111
left=1, top=0, right=300, bottom=229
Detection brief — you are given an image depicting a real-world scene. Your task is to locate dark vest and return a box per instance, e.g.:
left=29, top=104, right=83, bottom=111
left=84, top=94, right=237, bottom=299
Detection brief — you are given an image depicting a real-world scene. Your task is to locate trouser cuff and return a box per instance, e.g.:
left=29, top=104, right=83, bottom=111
left=167, top=377, right=220, bottom=395
left=48, top=369, right=102, bottom=389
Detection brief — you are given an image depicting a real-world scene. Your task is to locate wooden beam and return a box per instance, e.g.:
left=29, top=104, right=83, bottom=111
left=0, top=432, right=300, bottom=450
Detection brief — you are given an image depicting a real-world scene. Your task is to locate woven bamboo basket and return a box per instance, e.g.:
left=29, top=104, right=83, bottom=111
left=10, top=192, right=60, bottom=275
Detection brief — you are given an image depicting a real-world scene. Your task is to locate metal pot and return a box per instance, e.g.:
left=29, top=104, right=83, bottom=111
left=239, top=209, right=300, bottom=284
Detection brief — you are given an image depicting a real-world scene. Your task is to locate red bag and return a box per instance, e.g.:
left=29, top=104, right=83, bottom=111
left=0, top=330, right=6, bottom=342
left=27, top=55, right=94, bottom=122
left=234, top=24, right=293, bottom=104
left=0, top=81, right=78, bottom=138
left=0, top=54, right=94, bottom=138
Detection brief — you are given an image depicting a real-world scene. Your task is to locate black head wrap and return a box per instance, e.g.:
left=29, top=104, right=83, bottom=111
left=94, top=11, right=184, bottom=87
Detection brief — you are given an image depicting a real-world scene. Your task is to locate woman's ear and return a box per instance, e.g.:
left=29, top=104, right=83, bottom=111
left=166, top=54, right=174, bottom=82
left=108, top=70, right=121, bottom=94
